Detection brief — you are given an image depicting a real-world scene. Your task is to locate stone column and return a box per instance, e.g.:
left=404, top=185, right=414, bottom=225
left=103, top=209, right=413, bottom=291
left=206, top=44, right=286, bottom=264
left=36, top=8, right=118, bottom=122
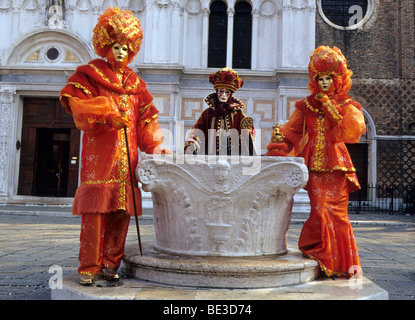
left=251, top=8, right=259, bottom=70
left=226, top=7, right=234, bottom=67
left=201, top=7, right=209, bottom=68
left=0, top=88, right=16, bottom=196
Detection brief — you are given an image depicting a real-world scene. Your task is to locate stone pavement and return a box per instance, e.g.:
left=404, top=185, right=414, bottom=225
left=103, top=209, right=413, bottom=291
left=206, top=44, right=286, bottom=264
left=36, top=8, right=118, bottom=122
left=0, top=205, right=414, bottom=300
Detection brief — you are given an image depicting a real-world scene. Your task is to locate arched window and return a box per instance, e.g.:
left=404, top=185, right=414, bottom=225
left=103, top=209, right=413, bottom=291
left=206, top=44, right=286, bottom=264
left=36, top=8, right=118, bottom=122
left=318, top=0, right=373, bottom=30
left=208, top=1, right=228, bottom=68
left=233, top=1, right=252, bottom=69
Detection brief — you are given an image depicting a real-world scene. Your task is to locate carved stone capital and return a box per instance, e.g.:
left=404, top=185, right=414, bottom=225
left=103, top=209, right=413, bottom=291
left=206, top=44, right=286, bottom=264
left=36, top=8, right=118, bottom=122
left=136, top=155, right=308, bottom=257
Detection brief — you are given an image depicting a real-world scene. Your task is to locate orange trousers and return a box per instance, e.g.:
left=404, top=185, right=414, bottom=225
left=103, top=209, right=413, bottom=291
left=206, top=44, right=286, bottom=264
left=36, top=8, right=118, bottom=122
left=78, top=211, right=130, bottom=276
left=299, top=171, right=361, bottom=277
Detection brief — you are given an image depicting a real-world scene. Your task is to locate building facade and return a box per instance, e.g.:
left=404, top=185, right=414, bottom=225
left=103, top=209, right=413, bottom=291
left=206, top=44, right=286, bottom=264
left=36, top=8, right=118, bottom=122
left=0, top=0, right=315, bottom=203
left=315, top=0, right=415, bottom=210
left=0, top=0, right=413, bottom=211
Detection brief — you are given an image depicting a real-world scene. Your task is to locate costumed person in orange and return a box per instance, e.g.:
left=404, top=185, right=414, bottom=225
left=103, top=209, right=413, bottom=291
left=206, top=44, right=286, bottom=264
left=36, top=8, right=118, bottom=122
left=60, top=7, right=168, bottom=285
left=184, top=67, right=255, bottom=155
left=265, top=46, right=366, bottom=278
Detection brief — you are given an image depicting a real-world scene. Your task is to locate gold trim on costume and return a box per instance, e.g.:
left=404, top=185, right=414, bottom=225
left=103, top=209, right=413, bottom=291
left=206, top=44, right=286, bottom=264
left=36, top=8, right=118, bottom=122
left=323, top=100, right=343, bottom=122
left=118, top=129, right=128, bottom=211
left=81, top=178, right=125, bottom=185
left=204, top=94, right=245, bottom=111
left=124, top=78, right=140, bottom=91
left=68, top=82, right=93, bottom=96
left=311, top=116, right=325, bottom=171
left=79, top=271, right=96, bottom=276
left=345, top=174, right=361, bottom=190
left=304, top=98, right=323, bottom=114
left=271, top=122, right=285, bottom=143
left=60, top=93, right=74, bottom=100
left=139, top=114, right=158, bottom=125
left=139, top=102, right=153, bottom=113
left=89, top=63, right=122, bottom=89
left=304, top=253, right=351, bottom=278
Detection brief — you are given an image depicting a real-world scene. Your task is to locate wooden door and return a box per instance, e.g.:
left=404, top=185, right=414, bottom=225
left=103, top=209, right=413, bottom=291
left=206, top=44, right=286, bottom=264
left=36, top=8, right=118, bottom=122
left=346, top=143, right=369, bottom=200
left=18, top=98, right=80, bottom=197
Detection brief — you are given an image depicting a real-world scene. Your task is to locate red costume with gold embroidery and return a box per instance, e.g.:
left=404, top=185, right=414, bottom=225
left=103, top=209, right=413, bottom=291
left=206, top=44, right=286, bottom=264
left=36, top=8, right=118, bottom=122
left=266, top=46, right=366, bottom=277
left=185, top=68, right=255, bottom=155
left=60, top=7, right=165, bottom=284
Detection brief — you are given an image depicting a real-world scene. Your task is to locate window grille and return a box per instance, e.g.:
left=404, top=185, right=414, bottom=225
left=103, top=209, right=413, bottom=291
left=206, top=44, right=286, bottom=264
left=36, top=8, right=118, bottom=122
left=208, top=1, right=228, bottom=68
left=320, top=0, right=368, bottom=28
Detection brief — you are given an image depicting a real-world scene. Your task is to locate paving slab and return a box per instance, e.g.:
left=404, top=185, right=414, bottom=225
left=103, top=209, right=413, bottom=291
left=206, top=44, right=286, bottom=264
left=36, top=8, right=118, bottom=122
left=51, top=272, right=388, bottom=300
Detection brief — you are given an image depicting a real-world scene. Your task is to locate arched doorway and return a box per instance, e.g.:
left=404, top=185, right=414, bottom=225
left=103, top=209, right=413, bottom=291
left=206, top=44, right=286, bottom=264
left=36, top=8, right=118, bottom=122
left=347, top=108, right=375, bottom=201
left=6, top=29, right=93, bottom=198
left=18, top=97, right=80, bottom=197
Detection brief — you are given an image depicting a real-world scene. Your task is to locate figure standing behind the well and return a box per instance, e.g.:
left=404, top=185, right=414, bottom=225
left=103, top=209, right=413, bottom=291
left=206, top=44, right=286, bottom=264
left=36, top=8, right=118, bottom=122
left=184, top=67, right=255, bottom=155
left=265, top=46, right=367, bottom=278
left=60, top=7, right=167, bottom=286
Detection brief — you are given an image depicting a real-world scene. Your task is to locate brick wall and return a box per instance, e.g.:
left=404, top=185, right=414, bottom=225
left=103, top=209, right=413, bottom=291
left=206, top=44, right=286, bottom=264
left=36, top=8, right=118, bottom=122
left=316, top=1, right=415, bottom=136
left=315, top=0, right=415, bottom=189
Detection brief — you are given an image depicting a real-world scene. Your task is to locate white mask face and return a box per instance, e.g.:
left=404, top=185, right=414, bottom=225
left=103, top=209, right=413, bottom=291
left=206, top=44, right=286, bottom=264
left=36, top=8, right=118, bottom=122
left=112, top=43, right=129, bottom=63
left=217, top=88, right=232, bottom=102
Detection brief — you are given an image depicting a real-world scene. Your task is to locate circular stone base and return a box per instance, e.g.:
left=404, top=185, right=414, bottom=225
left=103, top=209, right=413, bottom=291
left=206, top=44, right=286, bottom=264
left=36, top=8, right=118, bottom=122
left=121, top=242, right=320, bottom=289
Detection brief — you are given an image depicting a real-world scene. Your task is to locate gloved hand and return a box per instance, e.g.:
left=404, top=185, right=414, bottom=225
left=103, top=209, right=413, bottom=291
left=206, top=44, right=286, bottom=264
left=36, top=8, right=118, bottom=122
left=109, top=114, right=131, bottom=129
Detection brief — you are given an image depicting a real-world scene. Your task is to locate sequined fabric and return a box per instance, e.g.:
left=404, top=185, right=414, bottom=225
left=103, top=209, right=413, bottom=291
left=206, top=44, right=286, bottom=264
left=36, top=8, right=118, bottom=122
left=265, top=92, right=366, bottom=277
left=60, top=58, right=163, bottom=216
left=78, top=211, right=130, bottom=275
left=60, top=58, right=163, bottom=276
left=299, top=171, right=361, bottom=277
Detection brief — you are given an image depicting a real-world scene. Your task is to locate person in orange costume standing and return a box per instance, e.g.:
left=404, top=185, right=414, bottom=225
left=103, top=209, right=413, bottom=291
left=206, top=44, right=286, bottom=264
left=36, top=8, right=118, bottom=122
left=60, top=7, right=168, bottom=285
left=265, top=46, right=366, bottom=278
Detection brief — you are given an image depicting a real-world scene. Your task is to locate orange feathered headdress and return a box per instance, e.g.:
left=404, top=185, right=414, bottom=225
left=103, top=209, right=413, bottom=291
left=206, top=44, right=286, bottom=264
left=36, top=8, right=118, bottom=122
left=209, top=67, right=243, bottom=93
left=92, top=7, right=143, bottom=63
left=308, top=46, right=348, bottom=79
left=308, top=46, right=353, bottom=95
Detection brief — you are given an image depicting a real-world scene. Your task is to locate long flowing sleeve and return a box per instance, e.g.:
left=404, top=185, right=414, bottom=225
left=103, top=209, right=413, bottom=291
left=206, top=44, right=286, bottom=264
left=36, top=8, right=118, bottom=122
left=67, top=96, right=121, bottom=134
left=265, top=108, right=306, bottom=156
left=136, top=110, right=163, bottom=154
left=328, top=101, right=366, bottom=143
left=184, top=110, right=209, bottom=153
left=135, top=90, right=164, bottom=154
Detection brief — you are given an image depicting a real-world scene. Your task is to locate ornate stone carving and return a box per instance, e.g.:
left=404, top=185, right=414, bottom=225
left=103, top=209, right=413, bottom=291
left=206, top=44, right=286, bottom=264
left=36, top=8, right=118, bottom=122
left=137, top=162, right=157, bottom=185
left=124, top=155, right=317, bottom=289
left=136, top=155, right=308, bottom=256
left=0, top=88, right=15, bottom=195
left=185, top=0, right=201, bottom=14
left=155, top=0, right=170, bottom=8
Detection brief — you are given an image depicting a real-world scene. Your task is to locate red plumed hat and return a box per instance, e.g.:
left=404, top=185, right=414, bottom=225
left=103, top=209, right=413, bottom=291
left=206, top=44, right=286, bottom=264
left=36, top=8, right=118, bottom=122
left=209, top=67, right=243, bottom=92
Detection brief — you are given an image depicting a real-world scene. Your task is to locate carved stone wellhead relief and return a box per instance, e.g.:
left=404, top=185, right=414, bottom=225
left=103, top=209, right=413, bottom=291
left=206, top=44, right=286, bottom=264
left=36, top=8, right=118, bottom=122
left=206, top=197, right=233, bottom=253
left=136, top=155, right=308, bottom=256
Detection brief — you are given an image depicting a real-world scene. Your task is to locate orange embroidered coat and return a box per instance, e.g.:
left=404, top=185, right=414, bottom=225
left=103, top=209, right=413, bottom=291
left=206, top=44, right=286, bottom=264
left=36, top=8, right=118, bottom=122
left=272, top=93, right=366, bottom=192
left=60, top=59, right=163, bottom=216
